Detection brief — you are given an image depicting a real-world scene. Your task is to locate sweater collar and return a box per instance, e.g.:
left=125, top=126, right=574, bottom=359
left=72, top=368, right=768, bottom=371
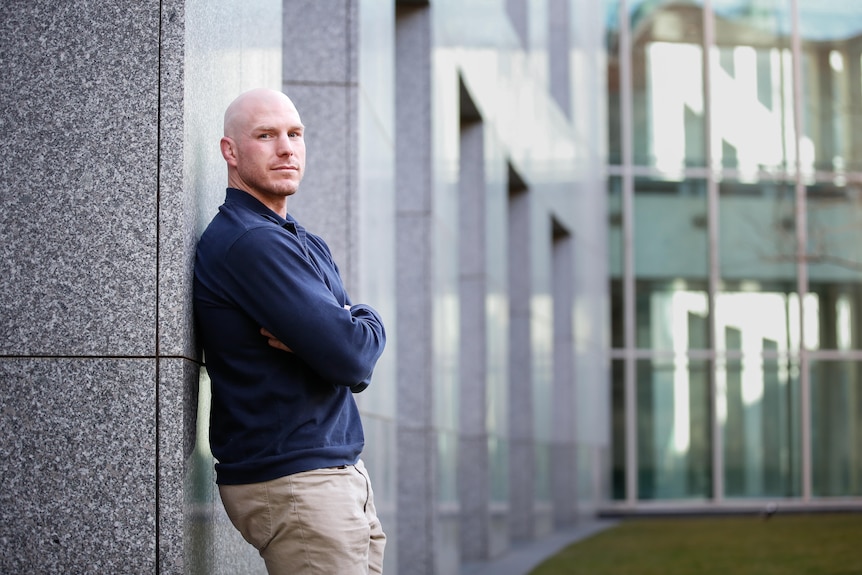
left=225, top=187, right=299, bottom=229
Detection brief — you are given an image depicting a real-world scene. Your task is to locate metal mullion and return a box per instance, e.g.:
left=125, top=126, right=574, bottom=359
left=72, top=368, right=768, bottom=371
left=702, top=0, right=723, bottom=505
left=618, top=0, right=637, bottom=507
left=789, top=0, right=812, bottom=502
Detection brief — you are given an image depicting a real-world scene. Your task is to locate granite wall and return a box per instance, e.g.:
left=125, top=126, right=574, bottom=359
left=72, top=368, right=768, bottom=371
left=0, top=0, right=280, bottom=572
left=1, top=1, right=170, bottom=571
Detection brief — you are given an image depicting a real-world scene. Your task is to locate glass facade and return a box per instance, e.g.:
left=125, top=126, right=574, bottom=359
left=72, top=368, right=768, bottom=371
left=608, top=0, right=862, bottom=506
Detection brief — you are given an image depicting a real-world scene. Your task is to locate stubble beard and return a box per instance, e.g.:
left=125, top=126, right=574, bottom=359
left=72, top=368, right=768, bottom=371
left=238, top=167, right=301, bottom=201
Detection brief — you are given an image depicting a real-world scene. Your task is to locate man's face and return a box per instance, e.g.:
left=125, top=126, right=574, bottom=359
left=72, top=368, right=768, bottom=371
left=224, top=94, right=306, bottom=205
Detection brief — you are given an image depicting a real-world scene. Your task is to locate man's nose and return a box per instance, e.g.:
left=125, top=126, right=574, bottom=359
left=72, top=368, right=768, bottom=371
left=276, top=134, right=294, bottom=155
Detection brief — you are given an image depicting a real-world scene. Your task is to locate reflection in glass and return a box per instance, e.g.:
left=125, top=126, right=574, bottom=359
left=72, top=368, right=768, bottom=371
left=711, top=1, right=794, bottom=173
left=721, top=343, right=800, bottom=498
left=716, top=290, right=798, bottom=356
left=719, top=179, right=797, bottom=282
left=631, top=1, right=706, bottom=170
left=637, top=358, right=711, bottom=500
left=807, top=182, right=862, bottom=349
left=607, top=0, right=862, bottom=506
left=810, top=360, right=862, bottom=497
left=797, top=2, right=862, bottom=172
left=188, top=368, right=217, bottom=575
left=607, top=0, right=623, bottom=165
left=718, top=176, right=801, bottom=358
left=535, top=441, right=551, bottom=502
left=637, top=281, right=709, bottom=351
left=635, top=177, right=709, bottom=350
left=611, top=360, right=625, bottom=500
left=489, top=435, right=508, bottom=503
left=808, top=283, right=862, bottom=351
left=609, top=177, right=624, bottom=348
left=438, top=431, right=458, bottom=504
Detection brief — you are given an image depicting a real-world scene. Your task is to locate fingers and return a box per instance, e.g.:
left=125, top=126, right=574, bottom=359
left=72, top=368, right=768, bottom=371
left=260, top=327, right=293, bottom=353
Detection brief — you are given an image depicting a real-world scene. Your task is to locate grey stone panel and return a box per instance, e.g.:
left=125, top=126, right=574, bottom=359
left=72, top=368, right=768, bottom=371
left=396, top=426, right=437, bottom=575
left=159, top=357, right=199, bottom=574
left=158, top=0, right=199, bottom=360
left=394, top=3, right=433, bottom=216
left=0, top=1, right=160, bottom=357
left=551, top=440, right=579, bottom=528
left=281, top=1, right=360, bottom=290
left=458, top=435, right=491, bottom=561
left=395, top=211, right=434, bottom=422
left=283, top=0, right=358, bottom=85
left=0, top=358, right=156, bottom=573
left=283, top=83, right=358, bottom=290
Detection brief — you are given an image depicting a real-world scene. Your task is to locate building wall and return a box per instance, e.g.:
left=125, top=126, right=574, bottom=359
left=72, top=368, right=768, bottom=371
left=0, top=0, right=184, bottom=572
left=0, top=0, right=610, bottom=574
left=606, top=0, right=862, bottom=511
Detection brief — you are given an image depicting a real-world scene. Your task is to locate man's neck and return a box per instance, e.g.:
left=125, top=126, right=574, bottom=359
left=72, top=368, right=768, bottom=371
left=233, top=187, right=288, bottom=219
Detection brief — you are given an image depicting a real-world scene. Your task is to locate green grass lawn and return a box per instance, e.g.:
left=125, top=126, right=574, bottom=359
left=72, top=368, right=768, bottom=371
left=529, top=513, right=862, bottom=575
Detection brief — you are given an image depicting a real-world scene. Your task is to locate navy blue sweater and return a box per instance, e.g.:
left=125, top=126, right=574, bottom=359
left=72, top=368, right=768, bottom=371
left=193, top=188, right=386, bottom=485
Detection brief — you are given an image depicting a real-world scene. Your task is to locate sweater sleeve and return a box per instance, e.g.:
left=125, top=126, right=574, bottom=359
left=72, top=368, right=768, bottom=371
left=222, top=225, right=386, bottom=387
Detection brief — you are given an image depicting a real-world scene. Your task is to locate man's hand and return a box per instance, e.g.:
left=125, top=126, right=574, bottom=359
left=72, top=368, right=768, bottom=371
left=260, top=328, right=293, bottom=352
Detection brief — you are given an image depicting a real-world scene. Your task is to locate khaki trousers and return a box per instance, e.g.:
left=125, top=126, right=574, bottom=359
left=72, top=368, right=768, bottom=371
left=219, top=460, right=386, bottom=574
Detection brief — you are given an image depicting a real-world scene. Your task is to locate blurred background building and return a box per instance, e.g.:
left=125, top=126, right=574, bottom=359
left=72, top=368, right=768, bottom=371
left=607, top=0, right=862, bottom=513
left=0, top=1, right=859, bottom=574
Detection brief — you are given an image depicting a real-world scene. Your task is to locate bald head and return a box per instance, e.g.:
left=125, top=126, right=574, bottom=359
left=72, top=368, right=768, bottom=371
left=223, top=88, right=300, bottom=139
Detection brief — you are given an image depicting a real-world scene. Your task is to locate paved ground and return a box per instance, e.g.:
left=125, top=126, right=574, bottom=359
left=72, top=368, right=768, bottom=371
left=461, top=519, right=618, bottom=575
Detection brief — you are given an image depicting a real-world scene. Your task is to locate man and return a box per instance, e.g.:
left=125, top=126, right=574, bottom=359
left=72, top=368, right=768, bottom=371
left=194, top=88, right=387, bottom=574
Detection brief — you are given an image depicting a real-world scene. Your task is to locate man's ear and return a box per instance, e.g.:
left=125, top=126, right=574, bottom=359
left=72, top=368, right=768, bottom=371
left=220, top=137, right=237, bottom=166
